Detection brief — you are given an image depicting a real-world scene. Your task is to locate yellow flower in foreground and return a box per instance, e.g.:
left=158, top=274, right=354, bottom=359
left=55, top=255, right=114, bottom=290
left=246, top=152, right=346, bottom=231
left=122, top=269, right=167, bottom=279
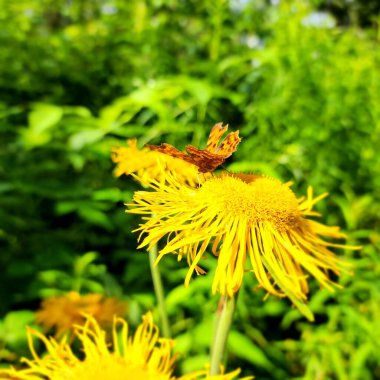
left=112, top=139, right=201, bottom=186
left=129, top=172, right=359, bottom=303
left=180, top=368, right=251, bottom=380
left=35, top=292, right=126, bottom=337
left=0, top=314, right=248, bottom=380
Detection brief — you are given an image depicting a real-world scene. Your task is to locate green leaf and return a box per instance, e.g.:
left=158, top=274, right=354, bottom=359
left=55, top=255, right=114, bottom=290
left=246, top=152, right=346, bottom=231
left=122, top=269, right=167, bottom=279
left=2, top=311, right=36, bottom=348
left=38, top=270, right=71, bottom=285
left=63, top=105, right=92, bottom=118
left=329, top=347, right=348, bottom=380
left=350, top=343, right=373, bottom=380
left=73, top=252, right=98, bottom=276
left=80, top=279, right=105, bottom=293
left=28, top=104, right=63, bottom=133
left=0, top=183, right=14, bottom=193
left=180, top=354, right=209, bottom=374
left=228, top=330, right=273, bottom=370
left=173, top=333, right=192, bottom=355
left=92, top=188, right=122, bottom=202
left=55, top=201, right=80, bottom=215
left=78, top=206, right=113, bottom=230
left=19, top=127, right=51, bottom=148
left=69, top=129, right=105, bottom=150
left=193, top=319, right=214, bottom=348
left=165, top=285, right=194, bottom=313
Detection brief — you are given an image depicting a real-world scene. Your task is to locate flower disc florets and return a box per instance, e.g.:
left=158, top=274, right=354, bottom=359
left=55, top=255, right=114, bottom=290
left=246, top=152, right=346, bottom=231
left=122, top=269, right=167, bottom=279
left=199, top=175, right=301, bottom=232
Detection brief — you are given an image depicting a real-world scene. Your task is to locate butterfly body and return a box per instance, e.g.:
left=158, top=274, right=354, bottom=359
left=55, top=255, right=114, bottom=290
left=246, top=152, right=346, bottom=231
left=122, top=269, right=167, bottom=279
left=146, top=123, right=241, bottom=173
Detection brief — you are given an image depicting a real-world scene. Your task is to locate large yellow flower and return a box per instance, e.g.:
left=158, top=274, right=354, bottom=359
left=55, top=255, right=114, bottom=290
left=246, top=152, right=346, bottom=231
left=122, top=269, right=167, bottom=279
left=112, top=139, right=201, bottom=186
left=0, top=314, right=248, bottom=380
left=128, top=171, right=358, bottom=308
left=180, top=369, right=247, bottom=380
left=35, top=292, right=126, bottom=337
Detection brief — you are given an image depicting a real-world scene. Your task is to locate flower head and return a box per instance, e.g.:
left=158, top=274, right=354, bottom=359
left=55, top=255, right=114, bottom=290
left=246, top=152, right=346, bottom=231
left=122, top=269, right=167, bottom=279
left=35, top=292, right=126, bottom=337
left=112, top=139, right=201, bottom=186
left=128, top=171, right=358, bottom=305
left=0, top=314, right=248, bottom=380
left=181, top=366, right=251, bottom=380
left=1, top=313, right=174, bottom=380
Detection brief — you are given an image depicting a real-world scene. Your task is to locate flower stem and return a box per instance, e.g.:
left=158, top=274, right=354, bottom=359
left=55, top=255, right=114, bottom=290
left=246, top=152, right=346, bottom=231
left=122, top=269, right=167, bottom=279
left=149, top=244, right=171, bottom=338
left=210, top=294, right=237, bottom=375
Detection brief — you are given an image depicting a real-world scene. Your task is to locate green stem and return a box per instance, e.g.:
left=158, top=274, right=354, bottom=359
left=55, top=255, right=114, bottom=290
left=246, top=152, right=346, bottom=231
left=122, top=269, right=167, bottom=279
left=210, top=294, right=237, bottom=375
left=208, top=0, right=224, bottom=62
left=149, top=244, right=171, bottom=338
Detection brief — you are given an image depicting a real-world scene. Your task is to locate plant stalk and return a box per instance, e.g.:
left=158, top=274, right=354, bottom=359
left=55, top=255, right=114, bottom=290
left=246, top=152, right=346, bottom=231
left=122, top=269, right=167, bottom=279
left=210, top=294, right=237, bottom=375
left=149, top=244, right=171, bottom=338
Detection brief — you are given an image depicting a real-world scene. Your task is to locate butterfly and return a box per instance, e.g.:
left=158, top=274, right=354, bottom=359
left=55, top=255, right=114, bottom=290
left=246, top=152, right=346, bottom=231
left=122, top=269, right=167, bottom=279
left=145, top=123, right=241, bottom=173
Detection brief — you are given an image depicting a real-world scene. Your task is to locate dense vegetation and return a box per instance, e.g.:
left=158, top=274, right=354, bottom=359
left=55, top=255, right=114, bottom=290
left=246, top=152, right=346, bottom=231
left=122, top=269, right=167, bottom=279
left=0, top=0, right=379, bottom=378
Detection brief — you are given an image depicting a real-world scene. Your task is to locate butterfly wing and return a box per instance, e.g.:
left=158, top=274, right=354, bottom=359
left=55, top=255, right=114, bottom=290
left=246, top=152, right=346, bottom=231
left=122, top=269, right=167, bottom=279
left=146, top=122, right=240, bottom=173
left=185, top=145, right=225, bottom=173
left=214, top=131, right=241, bottom=157
left=206, top=123, right=241, bottom=157
left=206, top=123, right=229, bottom=153
left=145, top=143, right=195, bottom=165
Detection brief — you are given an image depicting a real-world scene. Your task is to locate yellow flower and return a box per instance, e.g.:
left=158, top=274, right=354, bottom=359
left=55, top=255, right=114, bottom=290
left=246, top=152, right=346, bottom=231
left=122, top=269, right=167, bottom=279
left=1, top=313, right=174, bottom=380
left=0, top=314, right=248, bottom=380
left=181, top=367, right=252, bottom=380
left=112, top=139, right=201, bottom=186
left=35, top=292, right=126, bottom=337
left=128, top=172, right=359, bottom=305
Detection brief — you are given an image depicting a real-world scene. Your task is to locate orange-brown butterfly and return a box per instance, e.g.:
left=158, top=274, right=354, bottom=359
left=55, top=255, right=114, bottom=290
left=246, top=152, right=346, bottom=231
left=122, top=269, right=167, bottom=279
left=145, top=123, right=241, bottom=173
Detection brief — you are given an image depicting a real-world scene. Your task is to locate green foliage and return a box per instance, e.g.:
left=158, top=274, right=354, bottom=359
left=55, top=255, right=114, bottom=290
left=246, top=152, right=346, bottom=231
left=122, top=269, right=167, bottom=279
left=0, top=0, right=379, bottom=378
left=0, top=311, right=38, bottom=366
left=278, top=244, right=380, bottom=380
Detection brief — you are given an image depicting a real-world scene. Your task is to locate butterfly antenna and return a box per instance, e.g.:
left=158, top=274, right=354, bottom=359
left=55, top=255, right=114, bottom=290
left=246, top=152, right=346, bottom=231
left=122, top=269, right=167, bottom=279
left=221, top=165, right=230, bottom=173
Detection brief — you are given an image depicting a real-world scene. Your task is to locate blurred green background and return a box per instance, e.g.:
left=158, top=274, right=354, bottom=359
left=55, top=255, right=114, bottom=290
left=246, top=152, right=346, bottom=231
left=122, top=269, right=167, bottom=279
left=0, top=0, right=379, bottom=378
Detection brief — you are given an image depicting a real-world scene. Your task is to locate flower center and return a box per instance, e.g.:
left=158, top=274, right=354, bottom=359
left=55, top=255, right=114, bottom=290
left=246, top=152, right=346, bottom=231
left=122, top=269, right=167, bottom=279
left=199, top=174, right=301, bottom=231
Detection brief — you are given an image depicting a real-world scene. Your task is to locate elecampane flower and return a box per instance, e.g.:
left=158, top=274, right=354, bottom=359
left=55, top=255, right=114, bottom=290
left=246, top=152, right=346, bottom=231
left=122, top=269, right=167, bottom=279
left=128, top=172, right=358, bottom=303
left=1, top=313, right=174, bottom=380
left=35, top=292, right=126, bottom=337
left=112, top=139, right=201, bottom=186
left=0, top=314, right=248, bottom=380
left=180, top=367, right=252, bottom=380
